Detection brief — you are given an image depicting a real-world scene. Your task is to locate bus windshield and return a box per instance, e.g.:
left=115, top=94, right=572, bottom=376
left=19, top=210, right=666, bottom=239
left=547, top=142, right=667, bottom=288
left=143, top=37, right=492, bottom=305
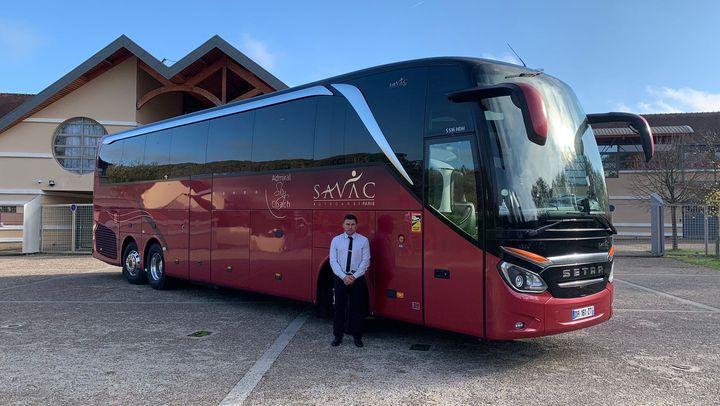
left=476, top=64, right=609, bottom=229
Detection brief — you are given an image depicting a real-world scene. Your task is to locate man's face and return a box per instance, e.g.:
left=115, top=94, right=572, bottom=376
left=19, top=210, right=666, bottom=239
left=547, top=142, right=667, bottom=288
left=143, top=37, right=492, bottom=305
left=343, top=219, right=357, bottom=236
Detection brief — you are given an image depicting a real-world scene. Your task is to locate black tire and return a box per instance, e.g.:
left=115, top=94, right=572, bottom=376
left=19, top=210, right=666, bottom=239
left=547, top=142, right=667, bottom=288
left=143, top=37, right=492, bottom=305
left=146, top=243, right=168, bottom=290
left=122, top=241, right=146, bottom=284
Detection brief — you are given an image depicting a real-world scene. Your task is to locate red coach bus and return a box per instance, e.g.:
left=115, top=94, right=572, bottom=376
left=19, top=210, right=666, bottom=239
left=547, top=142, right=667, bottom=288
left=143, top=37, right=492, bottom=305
left=93, top=58, right=653, bottom=339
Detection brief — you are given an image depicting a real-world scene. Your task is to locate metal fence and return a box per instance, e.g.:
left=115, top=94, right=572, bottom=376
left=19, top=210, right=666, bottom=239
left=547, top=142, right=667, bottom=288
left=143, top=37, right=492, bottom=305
left=41, top=204, right=93, bottom=253
left=664, top=204, right=719, bottom=255
left=613, top=201, right=720, bottom=257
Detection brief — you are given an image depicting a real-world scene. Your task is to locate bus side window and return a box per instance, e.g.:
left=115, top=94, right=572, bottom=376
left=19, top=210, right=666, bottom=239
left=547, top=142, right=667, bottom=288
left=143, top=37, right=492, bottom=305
left=427, top=65, right=474, bottom=136
left=169, top=121, right=209, bottom=178
left=118, top=136, right=146, bottom=183
left=143, top=130, right=171, bottom=181
left=206, top=112, right=254, bottom=174
left=427, top=139, right=480, bottom=240
left=350, top=68, right=426, bottom=192
left=314, top=96, right=346, bottom=167
left=98, top=140, right=123, bottom=182
left=252, top=98, right=317, bottom=171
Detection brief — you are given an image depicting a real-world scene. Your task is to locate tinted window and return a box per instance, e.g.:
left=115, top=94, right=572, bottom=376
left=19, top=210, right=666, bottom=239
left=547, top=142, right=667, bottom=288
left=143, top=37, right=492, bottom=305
left=427, top=65, right=474, bottom=135
left=170, top=121, right=209, bottom=177
left=206, top=112, right=254, bottom=174
left=97, top=140, right=123, bottom=180
left=344, top=105, right=383, bottom=164
left=142, top=130, right=171, bottom=181
left=351, top=68, right=427, bottom=191
left=252, top=98, right=316, bottom=171
left=314, top=97, right=346, bottom=165
left=105, top=136, right=146, bottom=183
left=119, top=136, right=146, bottom=167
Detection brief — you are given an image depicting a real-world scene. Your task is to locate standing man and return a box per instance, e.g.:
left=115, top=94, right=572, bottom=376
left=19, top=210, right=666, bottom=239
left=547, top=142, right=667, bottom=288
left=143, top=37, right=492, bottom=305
left=329, top=214, right=371, bottom=348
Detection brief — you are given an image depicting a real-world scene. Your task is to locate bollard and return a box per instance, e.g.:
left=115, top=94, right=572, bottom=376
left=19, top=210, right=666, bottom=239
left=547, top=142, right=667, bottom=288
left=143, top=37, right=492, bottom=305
left=650, top=194, right=665, bottom=257
left=705, top=205, right=710, bottom=256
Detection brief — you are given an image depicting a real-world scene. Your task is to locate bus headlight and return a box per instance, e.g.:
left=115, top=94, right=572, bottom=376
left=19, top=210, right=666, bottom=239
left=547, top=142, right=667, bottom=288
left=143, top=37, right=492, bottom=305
left=499, top=261, right=547, bottom=294
left=608, top=261, right=615, bottom=283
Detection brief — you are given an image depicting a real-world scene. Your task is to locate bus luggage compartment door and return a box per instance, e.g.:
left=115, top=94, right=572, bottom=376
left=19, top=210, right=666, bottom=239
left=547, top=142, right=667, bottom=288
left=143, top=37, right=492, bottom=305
left=249, top=210, right=312, bottom=301
left=371, top=212, right=422, bottom=324
left=423, top=212, right=484, bottom=337
left=188, top=178, right=212, bottom=283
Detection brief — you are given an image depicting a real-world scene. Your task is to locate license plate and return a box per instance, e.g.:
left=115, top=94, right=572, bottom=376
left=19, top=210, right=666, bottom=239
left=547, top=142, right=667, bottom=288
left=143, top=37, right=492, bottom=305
left=572, top=305, right=595, bottom=320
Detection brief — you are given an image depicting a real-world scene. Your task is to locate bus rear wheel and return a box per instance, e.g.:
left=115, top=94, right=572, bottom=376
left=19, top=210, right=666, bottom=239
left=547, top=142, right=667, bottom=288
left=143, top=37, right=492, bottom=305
left=146, top=244, right=168, bottom=290
left=122, top=241, right=147, bottom=284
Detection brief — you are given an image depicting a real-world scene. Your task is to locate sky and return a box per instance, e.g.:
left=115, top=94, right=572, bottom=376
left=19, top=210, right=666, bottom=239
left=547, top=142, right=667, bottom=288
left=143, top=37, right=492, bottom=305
left=1, top=0, right=719, bottom=114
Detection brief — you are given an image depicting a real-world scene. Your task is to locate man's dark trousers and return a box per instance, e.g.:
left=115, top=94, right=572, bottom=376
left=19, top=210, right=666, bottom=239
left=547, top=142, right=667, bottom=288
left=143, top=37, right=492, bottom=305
left=333, top=275, right=368, bottom=340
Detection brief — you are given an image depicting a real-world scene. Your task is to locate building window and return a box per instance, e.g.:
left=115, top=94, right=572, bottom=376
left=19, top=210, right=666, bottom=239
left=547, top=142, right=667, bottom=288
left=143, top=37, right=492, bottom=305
left=0, top=205, right=22, bottom=226
left=53, top=117, right=107, bottom=174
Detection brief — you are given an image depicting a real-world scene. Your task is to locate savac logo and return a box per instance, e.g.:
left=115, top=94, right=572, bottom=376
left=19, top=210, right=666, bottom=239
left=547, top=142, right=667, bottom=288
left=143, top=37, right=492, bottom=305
left=389, top=77, right=407, bottom=89
left=313, top=170, right=376, bottom=207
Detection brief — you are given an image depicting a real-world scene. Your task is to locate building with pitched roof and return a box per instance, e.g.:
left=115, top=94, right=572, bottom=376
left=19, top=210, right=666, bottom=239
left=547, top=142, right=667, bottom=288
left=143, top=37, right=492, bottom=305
left=597, top=112, right=720, bottom=237
left=0, top=35, right=286, bottom=252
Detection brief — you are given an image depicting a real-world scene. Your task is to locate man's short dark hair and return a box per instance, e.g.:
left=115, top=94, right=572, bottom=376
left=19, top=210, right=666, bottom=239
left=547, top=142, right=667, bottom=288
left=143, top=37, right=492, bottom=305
left=343, top=214, right=358, bottom=223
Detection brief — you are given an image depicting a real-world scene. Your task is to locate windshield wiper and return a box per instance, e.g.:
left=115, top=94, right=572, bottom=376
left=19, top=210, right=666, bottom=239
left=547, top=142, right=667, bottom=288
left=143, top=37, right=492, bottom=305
left=524, top=214, right=617, bottom=237
left=525, top=218, right=579, bottom=237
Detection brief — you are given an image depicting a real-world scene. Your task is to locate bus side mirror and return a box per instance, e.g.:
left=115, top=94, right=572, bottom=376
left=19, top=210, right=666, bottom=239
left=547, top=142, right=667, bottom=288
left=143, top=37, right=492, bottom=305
left=587, top=112, right=655, bottom=162
left=448, top=83, right=548, bottom=146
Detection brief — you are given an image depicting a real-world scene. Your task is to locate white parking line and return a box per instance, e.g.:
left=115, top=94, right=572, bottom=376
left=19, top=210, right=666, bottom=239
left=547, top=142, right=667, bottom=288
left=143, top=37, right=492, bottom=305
left=0, top=300, right=280, bottom=305
left=614, top=278, right=720, bottom=312
left=615, top=308, right=718, bottom=313
left=219, top=308, right=310, bottom=406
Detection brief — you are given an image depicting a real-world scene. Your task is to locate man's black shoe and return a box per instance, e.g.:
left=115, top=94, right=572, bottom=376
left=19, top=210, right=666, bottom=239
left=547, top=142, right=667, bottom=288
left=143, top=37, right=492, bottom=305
left=331, top=337, right=342, bottom=347
left=354, top=338, right=364, bottom=348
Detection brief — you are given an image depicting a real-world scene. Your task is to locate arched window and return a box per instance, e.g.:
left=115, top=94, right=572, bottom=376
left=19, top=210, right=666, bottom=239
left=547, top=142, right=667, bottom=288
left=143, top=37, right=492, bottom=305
left=53, top=117, right=107, bottom=174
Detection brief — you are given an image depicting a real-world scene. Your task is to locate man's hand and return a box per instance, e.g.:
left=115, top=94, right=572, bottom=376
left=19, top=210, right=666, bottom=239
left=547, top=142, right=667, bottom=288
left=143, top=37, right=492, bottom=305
left=343, top=275, right=355, bottom=285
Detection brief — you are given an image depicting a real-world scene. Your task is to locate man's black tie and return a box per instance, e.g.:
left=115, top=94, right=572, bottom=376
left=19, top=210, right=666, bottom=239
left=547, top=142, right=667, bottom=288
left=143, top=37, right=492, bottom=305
left=345, top=236, right=353, bottom=275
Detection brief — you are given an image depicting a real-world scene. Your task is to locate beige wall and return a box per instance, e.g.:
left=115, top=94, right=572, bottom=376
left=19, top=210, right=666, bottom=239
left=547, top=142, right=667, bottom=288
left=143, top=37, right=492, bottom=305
left=36, top=57, right=138, bottom=122
left=0, top=57, right=139, bottom=194
left=137, top=92, right=183, bottom=125
left=136, top=67, right=183, bottom=125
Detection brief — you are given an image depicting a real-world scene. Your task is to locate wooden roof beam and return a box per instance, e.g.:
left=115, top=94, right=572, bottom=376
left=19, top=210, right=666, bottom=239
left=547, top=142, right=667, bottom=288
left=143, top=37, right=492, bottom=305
left=226, top=61, right=274, bottom=93
left=138, top=61, right=174, bottom=86
left=137, top=85, right=221, bottom=110
left=231, top=88, right=263, bottom=102
left=185, top=56, right=227, bottom=87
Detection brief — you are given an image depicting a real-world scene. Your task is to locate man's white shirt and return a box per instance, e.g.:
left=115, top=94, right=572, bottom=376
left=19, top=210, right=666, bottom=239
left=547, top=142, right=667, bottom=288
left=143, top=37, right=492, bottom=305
left=329, top=232, right=371, bottom=279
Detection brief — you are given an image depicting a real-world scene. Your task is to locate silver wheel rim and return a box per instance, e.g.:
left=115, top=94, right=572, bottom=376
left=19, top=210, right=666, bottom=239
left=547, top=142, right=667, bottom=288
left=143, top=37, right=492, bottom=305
left=125, top=250, right=140, bottom=277
left=150, top=252, right=163, bottom=281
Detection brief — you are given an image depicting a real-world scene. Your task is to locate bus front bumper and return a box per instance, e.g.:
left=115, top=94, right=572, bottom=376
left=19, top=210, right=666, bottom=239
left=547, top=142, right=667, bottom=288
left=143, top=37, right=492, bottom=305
left=485, top=277, right=614, bottom=340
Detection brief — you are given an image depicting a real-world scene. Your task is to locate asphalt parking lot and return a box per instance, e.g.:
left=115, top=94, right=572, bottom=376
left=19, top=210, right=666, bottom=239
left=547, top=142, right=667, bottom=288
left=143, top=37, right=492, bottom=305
left=0, top=255, right=718, bottom=405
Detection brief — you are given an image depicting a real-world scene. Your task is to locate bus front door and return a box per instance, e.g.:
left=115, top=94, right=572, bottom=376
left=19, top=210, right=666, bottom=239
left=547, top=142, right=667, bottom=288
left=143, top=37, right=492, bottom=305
left=423, top=137, right=484, bottom=337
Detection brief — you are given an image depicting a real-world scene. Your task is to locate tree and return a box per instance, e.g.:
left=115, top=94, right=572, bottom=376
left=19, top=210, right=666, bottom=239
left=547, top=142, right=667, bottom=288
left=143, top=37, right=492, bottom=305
left=629, top=134, right=706, bottom=249
left=696, top=128, right=720, bottom=197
